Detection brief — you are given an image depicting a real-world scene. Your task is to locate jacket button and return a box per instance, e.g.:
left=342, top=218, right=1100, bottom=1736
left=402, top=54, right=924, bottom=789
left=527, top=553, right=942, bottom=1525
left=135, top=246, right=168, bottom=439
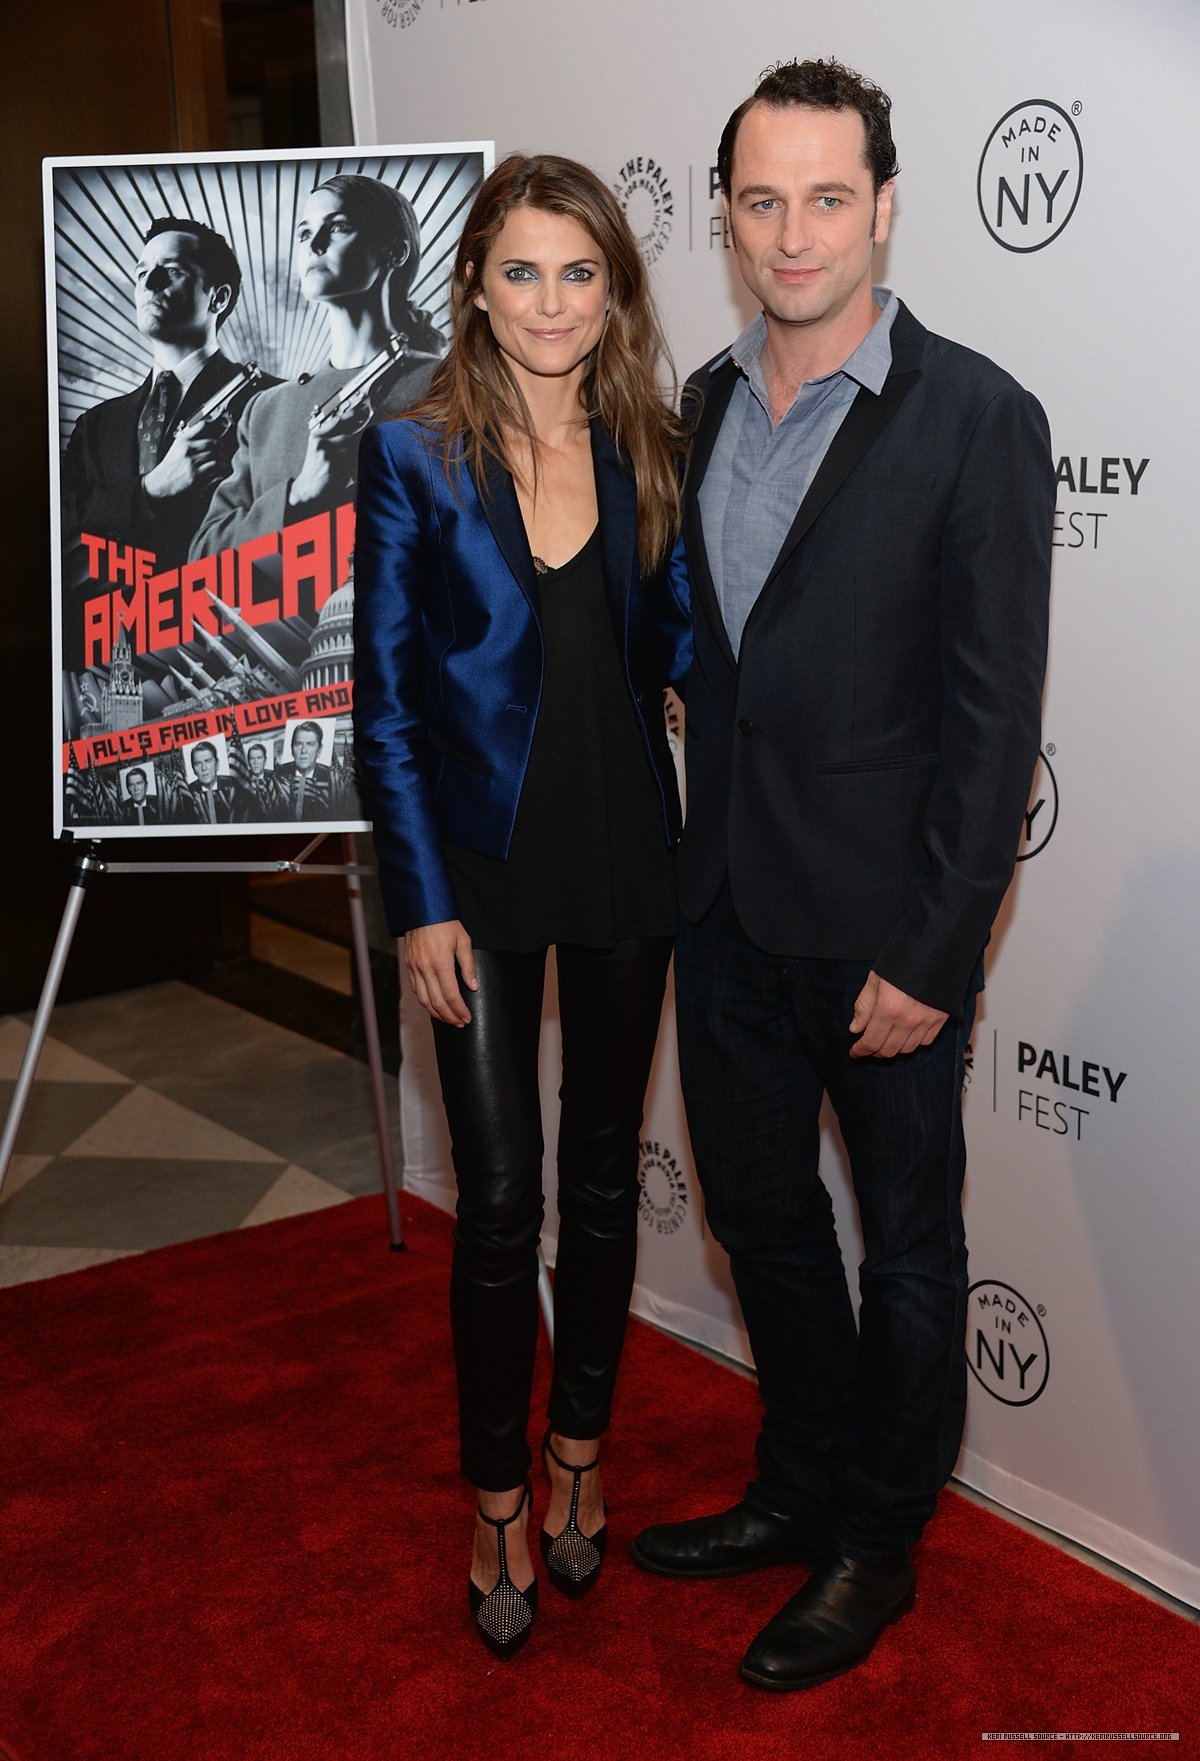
left=736, top=718, right=756, bottom=736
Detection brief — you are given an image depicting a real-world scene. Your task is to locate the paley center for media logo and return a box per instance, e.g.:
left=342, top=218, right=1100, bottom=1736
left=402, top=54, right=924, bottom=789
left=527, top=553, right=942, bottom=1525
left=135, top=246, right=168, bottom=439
left=638, top=1138, right=688, bottom=1236
left=613, top=156, right=676, bottom=265
left=375, top=0, right=423, bottom=26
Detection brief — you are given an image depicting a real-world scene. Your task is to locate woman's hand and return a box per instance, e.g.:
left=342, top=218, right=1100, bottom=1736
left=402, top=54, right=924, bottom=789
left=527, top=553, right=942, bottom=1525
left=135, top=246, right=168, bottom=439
left=288, top=431, right=353, bottom=512
left=404, top=919, right=479, bottom=1027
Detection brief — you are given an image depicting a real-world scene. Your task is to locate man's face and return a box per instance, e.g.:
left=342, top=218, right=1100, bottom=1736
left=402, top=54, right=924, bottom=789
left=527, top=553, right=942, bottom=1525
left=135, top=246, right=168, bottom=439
left=128, top=773, right=147, bottom=802
left=725, top=103, right=892, bottom=341
left=248, top=748, right=266, bottom=776
left=134, top=231, right=219, bottom=345
left=193, top=748, right=218, bottom=785
left=292, top=730, right=320, bottom=773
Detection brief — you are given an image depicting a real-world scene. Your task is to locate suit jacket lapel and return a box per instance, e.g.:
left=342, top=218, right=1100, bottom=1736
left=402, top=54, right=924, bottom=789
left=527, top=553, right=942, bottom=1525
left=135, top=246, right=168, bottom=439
left=591, top=418, right=637, bottom=639
left=685, top=305, right=928, bottom=652
left=473, top=443, right=542, bottom=622
left=174, top=352, right=233, bottom=427
left=470, top=423, right=637, bottom=631
left=760, top=364, right=922, bottom=591
left=684, top=360, right=740, bottom=671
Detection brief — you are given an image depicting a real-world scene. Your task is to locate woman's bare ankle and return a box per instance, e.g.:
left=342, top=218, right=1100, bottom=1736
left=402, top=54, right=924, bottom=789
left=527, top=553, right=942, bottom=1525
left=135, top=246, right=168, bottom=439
left=543, top=1433, right=605, bottom=1536
left=471, top=1483, right=534, bottom=1594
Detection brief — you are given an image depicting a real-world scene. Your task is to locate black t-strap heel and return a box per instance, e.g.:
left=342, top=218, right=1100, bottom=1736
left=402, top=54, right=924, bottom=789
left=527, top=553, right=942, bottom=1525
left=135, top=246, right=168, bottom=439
left=540, top=1428, right=608, bottom=1597
left=468, top=1480, right=537, bottom=1659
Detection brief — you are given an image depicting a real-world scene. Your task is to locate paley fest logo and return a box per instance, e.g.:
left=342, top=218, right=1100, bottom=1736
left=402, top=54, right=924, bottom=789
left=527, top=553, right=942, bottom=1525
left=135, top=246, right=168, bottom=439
left=985, top=1023, right=1129, bottom=1143
left=1014, top=1038, right=1128, bottom=1142
left=613, top=156, right=675, bottom=265
left=638, top=1138, right=688, bottom=1236
left=978, top=100, right=1083, bottom=252
left=1054, top=452, right=1149, bottom=553
left=968, top=1280, right=1050, bottom=1406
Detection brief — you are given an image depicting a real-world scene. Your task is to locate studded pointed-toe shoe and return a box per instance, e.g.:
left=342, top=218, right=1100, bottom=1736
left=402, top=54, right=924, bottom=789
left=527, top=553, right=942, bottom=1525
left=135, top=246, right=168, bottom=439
left=468, top=1480, right=538, bottom=1659
left=539, top=1429, right=607, bottom=1598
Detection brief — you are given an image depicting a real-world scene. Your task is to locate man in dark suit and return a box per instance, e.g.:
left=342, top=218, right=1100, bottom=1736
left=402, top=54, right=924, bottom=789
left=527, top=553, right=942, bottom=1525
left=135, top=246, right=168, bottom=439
left=179, top=740, right=247, bottom=826
left=120, top=767, right=159, bottom=827
left=240, top=741, right=280, bottom=823
left=631, top=60, right=1054, bottom=1689
left=61, top=217, right=269, bottom=574
left=275, top=721, right=336, bottom=822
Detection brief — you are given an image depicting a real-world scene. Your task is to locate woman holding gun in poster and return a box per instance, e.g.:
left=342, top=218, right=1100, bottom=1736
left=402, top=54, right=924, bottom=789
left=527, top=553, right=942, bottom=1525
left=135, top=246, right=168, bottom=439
left=352, top=155, right=690, bottom=1661
left=191, top=174, right=444, bottom=558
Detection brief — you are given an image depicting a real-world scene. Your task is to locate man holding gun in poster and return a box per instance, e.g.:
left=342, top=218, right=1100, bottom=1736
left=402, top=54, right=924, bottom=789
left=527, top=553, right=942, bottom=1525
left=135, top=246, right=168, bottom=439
left=61, top=217, right=272, bottom=573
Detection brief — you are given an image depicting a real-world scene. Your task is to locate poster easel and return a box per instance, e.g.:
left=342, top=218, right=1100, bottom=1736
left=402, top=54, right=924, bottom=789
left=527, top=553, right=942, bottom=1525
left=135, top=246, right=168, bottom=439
left=0, top=831, right=403, bottom=1248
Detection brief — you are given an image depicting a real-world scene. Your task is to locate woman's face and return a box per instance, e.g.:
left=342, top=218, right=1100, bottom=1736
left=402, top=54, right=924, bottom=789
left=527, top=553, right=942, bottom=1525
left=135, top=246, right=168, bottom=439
left=472, top=206, right=609, bottom=395
left=295, top=188, right=389, bottom=304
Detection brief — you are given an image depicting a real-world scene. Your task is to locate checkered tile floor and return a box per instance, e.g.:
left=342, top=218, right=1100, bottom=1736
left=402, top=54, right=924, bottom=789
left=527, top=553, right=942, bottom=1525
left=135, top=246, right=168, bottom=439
left=0, top=981, right=397, bottom=1288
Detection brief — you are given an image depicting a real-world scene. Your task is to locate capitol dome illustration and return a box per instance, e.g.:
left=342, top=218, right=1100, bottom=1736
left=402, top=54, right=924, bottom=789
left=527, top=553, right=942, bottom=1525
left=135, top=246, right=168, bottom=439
left=301, top=574, right=355, bottom=691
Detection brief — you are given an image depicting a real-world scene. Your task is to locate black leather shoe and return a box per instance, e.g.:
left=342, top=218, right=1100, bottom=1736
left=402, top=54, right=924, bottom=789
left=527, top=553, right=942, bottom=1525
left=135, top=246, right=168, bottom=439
left=630, top=1501, right=828, bottom=1579
left=739, top=1552, right=916, bottom=1690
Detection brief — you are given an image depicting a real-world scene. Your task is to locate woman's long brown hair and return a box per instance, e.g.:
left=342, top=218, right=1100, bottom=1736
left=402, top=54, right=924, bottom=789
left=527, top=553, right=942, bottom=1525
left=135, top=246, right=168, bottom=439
left=406, top=153, right=688, bottom=571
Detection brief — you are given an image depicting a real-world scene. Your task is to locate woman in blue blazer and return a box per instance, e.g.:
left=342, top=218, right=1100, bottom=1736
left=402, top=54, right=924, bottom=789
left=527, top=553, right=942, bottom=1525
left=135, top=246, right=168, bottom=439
left=353, top=155, right=690, bottom=1659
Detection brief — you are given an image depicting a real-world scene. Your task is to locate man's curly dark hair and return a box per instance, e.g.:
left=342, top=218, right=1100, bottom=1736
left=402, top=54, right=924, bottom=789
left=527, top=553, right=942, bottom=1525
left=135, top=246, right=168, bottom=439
left=142, top=216, right=242, bottom=326
left=717, top=58, right=900, bottom=198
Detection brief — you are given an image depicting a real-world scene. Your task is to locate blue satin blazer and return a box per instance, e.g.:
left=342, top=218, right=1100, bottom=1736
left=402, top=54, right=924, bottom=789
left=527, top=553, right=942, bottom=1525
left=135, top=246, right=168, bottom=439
left=352, top=416, right=692, bottom=935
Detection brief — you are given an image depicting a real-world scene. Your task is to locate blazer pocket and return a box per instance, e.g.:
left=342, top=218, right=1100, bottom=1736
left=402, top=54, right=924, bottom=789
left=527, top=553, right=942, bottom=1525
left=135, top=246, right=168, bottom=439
left=815, top=751, right=939, bottom=776
left=428, top=728, right=488, bottom=775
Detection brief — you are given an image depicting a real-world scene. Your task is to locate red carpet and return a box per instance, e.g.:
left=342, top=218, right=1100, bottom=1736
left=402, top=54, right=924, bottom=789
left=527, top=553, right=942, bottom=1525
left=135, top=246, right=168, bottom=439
left=1, top=1193, right=1196, bottom=1760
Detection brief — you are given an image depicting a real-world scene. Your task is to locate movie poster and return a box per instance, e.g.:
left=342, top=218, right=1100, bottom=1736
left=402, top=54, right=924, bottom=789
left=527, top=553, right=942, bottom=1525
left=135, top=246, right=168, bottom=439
left=46, top=143, right=491, bottom=838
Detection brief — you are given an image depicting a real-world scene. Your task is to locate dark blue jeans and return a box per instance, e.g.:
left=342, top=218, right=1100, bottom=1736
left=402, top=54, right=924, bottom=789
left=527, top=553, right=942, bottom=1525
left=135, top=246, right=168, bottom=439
left=675, top=885, right=981, bottom=1558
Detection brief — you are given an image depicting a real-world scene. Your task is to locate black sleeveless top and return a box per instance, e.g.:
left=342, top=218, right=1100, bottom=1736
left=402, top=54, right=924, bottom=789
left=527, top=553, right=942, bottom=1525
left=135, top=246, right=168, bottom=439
left=444, top=527, right=675, bottom=951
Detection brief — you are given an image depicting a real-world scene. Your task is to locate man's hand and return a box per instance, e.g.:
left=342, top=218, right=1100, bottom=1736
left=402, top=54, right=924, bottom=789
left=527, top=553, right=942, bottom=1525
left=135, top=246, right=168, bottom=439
left=849, top=971, right=948, bottom=1060
left=142, top=421, right=227, bottom=499
left=404, top=919, right=478, bottom=1027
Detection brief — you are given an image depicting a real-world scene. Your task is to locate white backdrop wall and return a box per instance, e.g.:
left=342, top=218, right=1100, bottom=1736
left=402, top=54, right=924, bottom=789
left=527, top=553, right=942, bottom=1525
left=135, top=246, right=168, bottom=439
left=346, top=0, right=1200, bottom=1606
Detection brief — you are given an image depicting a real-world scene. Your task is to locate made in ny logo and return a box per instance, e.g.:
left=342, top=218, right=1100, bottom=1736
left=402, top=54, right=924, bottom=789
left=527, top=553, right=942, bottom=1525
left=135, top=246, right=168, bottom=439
left=1017, top=746, right=1058, bottom=862
left=638, top=1138, right=688, bottom=1236
left=977, top=101, right=1083, bottom=252
left=613, top=156, right=675, bottom=265
left=968, top=1279, right=1050, bottom=1406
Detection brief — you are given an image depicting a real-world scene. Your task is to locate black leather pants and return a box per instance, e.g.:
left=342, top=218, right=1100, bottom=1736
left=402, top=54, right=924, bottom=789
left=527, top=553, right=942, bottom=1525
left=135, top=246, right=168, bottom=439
left=433, top=938, right=673, bottom=1492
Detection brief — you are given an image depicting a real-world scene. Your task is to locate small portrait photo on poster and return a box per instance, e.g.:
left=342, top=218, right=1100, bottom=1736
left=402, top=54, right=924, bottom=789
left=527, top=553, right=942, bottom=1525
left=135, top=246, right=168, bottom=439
left=119, top=764, right=161, bottom=828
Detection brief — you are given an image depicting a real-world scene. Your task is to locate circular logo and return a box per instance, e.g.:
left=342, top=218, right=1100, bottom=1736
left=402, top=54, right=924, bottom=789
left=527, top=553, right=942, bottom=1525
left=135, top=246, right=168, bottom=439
left=1017, top=747, right=1058, bottom=862
left=376, top=0, right=423, bottom=27
left=637, top=1139, right=688, bottom=1236
left=977, top=101, right=1083, bottom=252
left=613, top=156, right=675, bottom=265
left=967, top=1279, right=1049, bottom=1406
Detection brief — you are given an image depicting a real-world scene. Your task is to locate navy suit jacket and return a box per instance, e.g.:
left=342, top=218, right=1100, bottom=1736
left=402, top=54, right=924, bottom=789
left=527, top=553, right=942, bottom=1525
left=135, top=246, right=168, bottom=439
left=61, top=351, right=273, bottom=572
left=352, top=417, right=691, bottom=936
left=680, top=302, right=1055, bottom=1013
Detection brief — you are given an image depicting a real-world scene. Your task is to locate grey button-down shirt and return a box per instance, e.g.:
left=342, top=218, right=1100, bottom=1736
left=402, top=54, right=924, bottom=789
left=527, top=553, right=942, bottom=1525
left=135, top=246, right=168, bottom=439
left=698, top=287, right=898, bottom=655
